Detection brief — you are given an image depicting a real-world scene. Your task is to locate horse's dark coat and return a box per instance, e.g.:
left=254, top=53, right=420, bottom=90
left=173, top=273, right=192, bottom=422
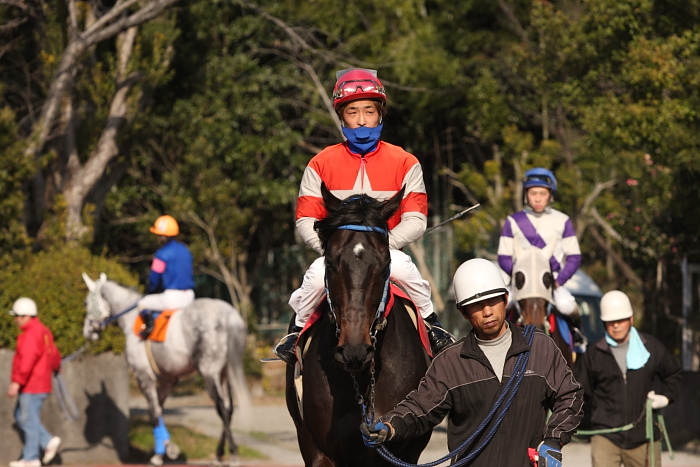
left=285, top=184, right=431, bottom=466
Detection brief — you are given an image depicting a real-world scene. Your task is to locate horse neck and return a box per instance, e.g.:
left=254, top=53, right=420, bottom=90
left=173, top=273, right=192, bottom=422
left=102, top=282, right=141, bottom=335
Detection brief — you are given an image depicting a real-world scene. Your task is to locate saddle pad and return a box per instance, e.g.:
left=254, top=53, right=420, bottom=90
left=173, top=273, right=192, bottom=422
left=133, top=310, right=176, bottom=342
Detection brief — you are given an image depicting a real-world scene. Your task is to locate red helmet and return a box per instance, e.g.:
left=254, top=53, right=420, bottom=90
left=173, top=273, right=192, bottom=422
left=332, top=68, right=386, bottom=110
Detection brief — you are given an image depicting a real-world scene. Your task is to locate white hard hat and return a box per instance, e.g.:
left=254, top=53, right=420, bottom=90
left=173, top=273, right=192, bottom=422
left=600, top=290, right=633, bottom=322
left=454, top=258, right=509, bottom=307
left=9, top=297, right=38, bottom=317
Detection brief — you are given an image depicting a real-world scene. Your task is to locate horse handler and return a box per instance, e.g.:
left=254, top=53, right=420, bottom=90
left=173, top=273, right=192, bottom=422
left=574, top=290, right=680, bottom=467
left=360, top=258, right=584, bottom=466
left=6, top=297, right=62, bottom=467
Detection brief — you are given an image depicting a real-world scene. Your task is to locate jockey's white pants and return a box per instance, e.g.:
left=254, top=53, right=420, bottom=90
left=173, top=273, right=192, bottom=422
left=138, top=289, right=195, bottom=312
left=289, top=249, right=434, bottom=328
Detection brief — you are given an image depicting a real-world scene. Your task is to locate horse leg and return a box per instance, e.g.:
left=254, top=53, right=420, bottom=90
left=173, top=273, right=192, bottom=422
left=203, top=373, right=239, bottom=466
left=134, top=371, right=170, bottom=466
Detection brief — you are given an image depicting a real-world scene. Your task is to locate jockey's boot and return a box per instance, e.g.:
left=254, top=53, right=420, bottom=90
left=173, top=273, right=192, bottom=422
left=273, top=325, right=303, bottom=365
left=424, top=313, right=456, bottom=355
left=140, top=310, right=154, bottom=340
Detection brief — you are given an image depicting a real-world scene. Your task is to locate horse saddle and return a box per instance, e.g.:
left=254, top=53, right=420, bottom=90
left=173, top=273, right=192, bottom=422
left=294, top=284, right=432, bottom=368
left=133, top=310, right=176, bottom=342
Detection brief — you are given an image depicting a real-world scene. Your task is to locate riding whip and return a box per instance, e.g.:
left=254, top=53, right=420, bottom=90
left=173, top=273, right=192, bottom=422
left=424, top=203, right=480, bottom=234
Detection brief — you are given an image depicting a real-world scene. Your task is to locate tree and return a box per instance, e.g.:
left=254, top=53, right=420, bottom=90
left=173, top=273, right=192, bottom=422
left=3, top=0, right=178, bottom=242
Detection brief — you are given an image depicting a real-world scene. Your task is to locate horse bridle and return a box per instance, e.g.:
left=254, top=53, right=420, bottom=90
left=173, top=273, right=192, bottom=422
left=324, top=224, right=391, bottom=425
left=324, top=224, right=391, bottom=340
left=86, top=284, right=137, bottom=332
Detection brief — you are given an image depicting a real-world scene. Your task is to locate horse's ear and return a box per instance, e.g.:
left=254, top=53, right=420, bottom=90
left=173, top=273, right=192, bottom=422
left=82, top=272, right=96, bottom=292
left=379, top=186, right=405, bottom=222
left=99, top=272, right=107, bottom=283
left=321, top=182, right=342, bottom=212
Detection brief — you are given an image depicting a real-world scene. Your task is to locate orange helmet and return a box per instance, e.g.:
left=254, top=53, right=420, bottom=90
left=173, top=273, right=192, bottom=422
left=150, top=215, right=179, bottom=236
left=332, top=68, right=386, bottom=110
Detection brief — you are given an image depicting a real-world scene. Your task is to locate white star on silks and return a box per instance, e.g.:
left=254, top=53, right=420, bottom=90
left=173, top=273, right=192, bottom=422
left=331, top=170, right=396, bottom=202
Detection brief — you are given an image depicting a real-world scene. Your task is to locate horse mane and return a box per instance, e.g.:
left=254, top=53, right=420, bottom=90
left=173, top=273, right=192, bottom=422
left=314, top=194, right=391, bottom=249
left=102, top=279, right=142, bottom=308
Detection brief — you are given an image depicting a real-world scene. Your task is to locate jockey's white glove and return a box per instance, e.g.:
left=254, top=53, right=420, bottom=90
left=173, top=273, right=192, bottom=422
left=647, top=390, right=669, bottom=409
left=553, top=287, right=577, bottom=315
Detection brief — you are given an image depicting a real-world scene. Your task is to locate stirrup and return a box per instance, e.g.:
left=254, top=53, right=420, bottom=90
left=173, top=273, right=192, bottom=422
left=273, top=332, right=300, bottom=365
left=428, top=325, right=456, bottom=355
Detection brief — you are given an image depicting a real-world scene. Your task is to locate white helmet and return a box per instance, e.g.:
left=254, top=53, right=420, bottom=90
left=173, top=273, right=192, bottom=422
left=454, top=258, right=509, bottom=307
left=9, top=297, right=38, bottom=317
left=600, top=290, right=633, bottom=322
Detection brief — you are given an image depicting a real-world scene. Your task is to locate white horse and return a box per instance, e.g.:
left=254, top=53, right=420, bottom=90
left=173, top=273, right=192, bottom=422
left=82, top=273, right=251, bottom=466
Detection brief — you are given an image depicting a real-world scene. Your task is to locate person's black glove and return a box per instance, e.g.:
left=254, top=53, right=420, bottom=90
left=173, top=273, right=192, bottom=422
left=359, top=421, right=393, bottom=448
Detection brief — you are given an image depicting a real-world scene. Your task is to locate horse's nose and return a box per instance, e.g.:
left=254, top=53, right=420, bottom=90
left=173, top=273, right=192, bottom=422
left=335, top=345, right=374, bottom=370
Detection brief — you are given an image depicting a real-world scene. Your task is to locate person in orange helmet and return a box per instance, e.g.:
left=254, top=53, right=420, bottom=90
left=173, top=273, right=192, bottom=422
left=137, top=215, right=195, bottom=339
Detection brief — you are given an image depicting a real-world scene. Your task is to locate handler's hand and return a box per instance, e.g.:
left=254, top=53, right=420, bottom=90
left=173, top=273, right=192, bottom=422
left=537, top=442, right=562, bottom=467
left=359, top=421, right=393, bottom=448
left=6, top=382, right=20, bottom=399
left=647, top=390, right=669, bottom=409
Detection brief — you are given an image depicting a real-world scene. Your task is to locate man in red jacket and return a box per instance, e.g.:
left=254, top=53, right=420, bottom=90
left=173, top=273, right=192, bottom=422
left=6, top=297, right=62, bottom=467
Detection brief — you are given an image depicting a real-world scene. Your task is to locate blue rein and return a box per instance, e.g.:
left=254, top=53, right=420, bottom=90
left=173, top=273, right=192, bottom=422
left=98, top=303, right=138, bottom=329
left=337, top=225, right=388, bottom=236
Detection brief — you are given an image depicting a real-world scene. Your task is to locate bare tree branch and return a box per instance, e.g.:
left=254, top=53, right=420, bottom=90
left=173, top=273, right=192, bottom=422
left=588, top=227, right=643, bottom=287
left=497, top=0, right=530, bottom=45
left=24, top=0, right=177, bottom=161
left=589, top=207, right=656, bottom=258
left=576, top=178, right=616, bottom=238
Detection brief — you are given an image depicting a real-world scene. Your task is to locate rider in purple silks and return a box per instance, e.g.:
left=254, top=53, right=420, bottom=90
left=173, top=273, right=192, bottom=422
left=497, top=168, right=581, bottom=292
left=497, top=168, right=585, bottom=348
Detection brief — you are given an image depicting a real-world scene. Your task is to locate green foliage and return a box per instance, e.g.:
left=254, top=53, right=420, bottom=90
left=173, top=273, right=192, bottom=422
left=0, top=108, right=33, bottom=267
left=0, top=245, right=139, bottom=356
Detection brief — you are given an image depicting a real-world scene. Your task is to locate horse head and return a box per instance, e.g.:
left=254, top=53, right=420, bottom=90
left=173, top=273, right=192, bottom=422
left=511, top=249, right=554, bottom=330
left=314, top=182, right=404, bottom=371
left=82, top=272, right=112, bottom=341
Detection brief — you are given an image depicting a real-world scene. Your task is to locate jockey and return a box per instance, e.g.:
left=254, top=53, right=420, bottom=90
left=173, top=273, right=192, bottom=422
left=274, top=68, right=455, bottom=365
left=137, top=215, right=195, bottom=339
left=497, top=168, right=585, bottom=346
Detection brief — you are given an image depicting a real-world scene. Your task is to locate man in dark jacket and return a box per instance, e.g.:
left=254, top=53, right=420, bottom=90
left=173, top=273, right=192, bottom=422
left=6, top=297, right=62, bottom=467
left=360, top=258, right=583, bottom=466
left=574, top=290, right=680, bottom=467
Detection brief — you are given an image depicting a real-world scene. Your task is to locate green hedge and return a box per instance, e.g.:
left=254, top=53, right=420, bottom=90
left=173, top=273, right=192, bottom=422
left=0, top=245, right=140, bottom=356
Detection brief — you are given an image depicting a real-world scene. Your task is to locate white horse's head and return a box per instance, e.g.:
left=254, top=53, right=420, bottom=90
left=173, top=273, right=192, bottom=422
left=511, top=249, right=554, bottom=304
left=82, top=272, right=111, bottom=341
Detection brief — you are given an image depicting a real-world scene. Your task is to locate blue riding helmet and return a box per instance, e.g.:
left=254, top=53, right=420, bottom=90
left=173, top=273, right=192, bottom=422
left=523, top=167, right=557, bottom=193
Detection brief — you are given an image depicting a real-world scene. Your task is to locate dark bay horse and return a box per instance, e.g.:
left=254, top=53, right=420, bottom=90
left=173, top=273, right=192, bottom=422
left=286, top=184, right=432, bottom=467
left=507, top=249, right=579, bottom=369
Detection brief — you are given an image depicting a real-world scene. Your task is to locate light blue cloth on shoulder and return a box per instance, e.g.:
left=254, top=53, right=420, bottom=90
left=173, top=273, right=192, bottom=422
left=605, top=327, right=650, bottom=370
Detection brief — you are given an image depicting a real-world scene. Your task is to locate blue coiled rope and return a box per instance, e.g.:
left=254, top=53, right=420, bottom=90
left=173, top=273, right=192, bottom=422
left=376, top=325, right=536, bottom=467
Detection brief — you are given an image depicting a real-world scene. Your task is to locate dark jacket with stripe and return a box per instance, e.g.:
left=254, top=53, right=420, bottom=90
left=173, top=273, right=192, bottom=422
left=382, top=325, right=583, bottom=466
left=574, top=332, right=681, bottom=449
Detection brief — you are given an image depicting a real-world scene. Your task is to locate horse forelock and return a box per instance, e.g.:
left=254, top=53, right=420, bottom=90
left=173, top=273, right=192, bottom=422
left=315, top=195, right=390, bottom=248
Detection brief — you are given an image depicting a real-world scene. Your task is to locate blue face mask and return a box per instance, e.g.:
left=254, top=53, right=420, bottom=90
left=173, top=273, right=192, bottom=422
left=342, top=124, right=383, bottom=155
